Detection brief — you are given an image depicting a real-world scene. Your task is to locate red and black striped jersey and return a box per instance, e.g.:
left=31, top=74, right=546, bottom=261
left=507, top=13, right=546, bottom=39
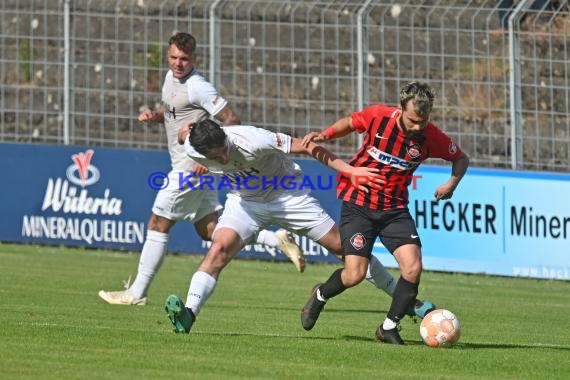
left=337, top=105, right=462, bottom=211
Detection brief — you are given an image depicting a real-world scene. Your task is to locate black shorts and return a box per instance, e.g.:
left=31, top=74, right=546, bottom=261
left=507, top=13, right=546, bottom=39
left=339, top=201, right=422, bottom=257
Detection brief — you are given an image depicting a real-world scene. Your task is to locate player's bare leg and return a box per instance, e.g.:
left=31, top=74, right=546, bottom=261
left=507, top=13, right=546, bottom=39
left=165, top=227, right=244, bottom=333
left=301, top=226, right=434, bottom=332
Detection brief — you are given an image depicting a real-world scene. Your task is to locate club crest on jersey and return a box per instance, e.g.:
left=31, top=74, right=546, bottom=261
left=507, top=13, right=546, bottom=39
left=350, top=233, right=366, bottom=250
left=449, top=142, right=457, bottom=154
left=66, top=149, right=100, bottom=187
left=407, top=144, right=422, bottom=159
left=367, top=147, right=416, bottom=170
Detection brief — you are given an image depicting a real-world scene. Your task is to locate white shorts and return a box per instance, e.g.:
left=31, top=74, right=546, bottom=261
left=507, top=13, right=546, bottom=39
left=215, top=190, right=335, bottom=244
left=152, top=169, right=222, bottom=222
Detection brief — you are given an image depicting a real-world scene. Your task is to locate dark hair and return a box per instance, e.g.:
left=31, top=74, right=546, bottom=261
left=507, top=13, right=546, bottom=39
left=399, top=81, right=435, bottom=117
left=168, top=32, right=197, bottom=54
left=189, top=119, right=227, bottom=155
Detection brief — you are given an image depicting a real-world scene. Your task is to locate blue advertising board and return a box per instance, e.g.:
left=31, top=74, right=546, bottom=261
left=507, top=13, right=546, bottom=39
left=2, top=143, right=569, bottom=279
left=7, top=143, right=165, bottom=251
left=373, top=166, right=570, bottom=280
left=2, top=143, right=336, bottom=263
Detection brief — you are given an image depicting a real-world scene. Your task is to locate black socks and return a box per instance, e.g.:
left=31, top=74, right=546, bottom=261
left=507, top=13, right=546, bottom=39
left=387, top=276, right=419, bottom=323
left=319, top=268, right=346, bottom=300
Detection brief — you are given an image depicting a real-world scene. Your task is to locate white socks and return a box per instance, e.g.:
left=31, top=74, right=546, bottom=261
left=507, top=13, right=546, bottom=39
left=366, top=255, right=396, bottom=296
left=128, top=230, right=169, bottom=298
left=382, top=318, right=398, bottom=330
left=255, top=229, right=279, bottom=247
left=186, top=271, right=217, bottom=316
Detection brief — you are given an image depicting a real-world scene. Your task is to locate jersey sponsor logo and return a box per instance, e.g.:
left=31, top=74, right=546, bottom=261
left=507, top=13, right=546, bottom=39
left=66, top=149, right=100, bottom=187
left=367, top=147, right=417, bottom=170
left=407, top=144, right=422, bottom=159
left=275, top=133, right=284, bottom=148
left=211, top=96, right=221, bottom=106
left=449, top=142, right=457, bottom=154
left=350, top=232, right=366, bottom=250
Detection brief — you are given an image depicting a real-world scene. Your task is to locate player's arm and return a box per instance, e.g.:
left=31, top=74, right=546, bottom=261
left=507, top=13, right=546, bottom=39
left=434, top=151, right=470, bottom=201
left=187, top=75, right=241, bottom=126
left=177, top=104, right=239, bottom=144
left=213, top=104, right=241, bottom=126
left=177, top=124, right=210, bottom=175
left=290, top=137, right=381, bottom=193
left=301, top=116, right=356, bottom=147
left=138, top=106, right=165, bottom=123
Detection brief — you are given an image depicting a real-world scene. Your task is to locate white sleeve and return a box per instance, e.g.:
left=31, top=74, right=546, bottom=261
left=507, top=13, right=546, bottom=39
left=187, top=75, right=228, bottom=116
left=247, top=127, right=291, bottom=155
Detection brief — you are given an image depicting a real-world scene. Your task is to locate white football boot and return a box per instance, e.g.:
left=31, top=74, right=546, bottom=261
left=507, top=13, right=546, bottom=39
left=275, top=229, right=306, bottom=273
left=98, top=289, right=147, bottom=305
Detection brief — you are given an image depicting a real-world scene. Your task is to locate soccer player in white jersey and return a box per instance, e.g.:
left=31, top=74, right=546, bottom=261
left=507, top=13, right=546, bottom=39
left=163, top=120, right=431, bottom=333
left=98, top=32, right=304, bottom=306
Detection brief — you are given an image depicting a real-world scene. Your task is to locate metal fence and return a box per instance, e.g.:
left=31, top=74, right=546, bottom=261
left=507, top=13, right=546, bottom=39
left=1, top=0, right=569, bottom=171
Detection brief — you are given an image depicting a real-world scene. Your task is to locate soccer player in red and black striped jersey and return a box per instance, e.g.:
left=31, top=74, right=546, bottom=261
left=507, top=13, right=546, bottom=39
left=300, top=81, right=470, bottom=344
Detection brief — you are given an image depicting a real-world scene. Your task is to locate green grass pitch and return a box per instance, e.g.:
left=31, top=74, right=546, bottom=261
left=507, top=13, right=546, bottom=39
left=1, top=243, right=569, bottom=379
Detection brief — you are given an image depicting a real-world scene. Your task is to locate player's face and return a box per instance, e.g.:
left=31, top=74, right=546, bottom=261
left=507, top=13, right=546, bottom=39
left=167, top=45, right=195, bottom=78
left=205, top=142, right=230, bottom=165
left=399, top=102, right=429, bottom=136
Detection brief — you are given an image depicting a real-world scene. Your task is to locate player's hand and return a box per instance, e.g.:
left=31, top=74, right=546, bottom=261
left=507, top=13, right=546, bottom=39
left=177, top=123, right=198, bottom=145
left=434, top=183, right=455, bottom=201
left=177, top=125, right=190, bottom=145
left=348, top=167, right=382, bottom=193
left=192, top=163, right=209, bottom=175
left=301, top=132, right=327, bottom=148
left=138, top=109, right=156, bottom=122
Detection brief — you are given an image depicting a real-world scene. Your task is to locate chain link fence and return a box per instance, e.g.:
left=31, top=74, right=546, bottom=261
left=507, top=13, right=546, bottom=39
left=1, top=0, right=569, bottom=171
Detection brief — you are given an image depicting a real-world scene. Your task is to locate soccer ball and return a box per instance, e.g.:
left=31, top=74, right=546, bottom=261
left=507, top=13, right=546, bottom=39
left=420, top=309, right=461, bottom=348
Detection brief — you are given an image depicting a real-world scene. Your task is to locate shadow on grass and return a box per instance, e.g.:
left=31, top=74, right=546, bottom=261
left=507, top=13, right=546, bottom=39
left=322, top=308, right=389, bottom=315
left=213, top=304, right=388, bottom=315
left=452, top=342, right=570, bottom=351
left=340, top=336, right=570, bottom=351
left=204, top=305, right=570, bottom=351
left=192, top=329, right=570, bottom=351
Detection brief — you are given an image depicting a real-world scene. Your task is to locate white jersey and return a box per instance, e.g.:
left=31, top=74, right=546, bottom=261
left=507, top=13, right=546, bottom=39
left=162, top=68, right=228, bottom=171
left=184, top=125, right=303, bottom=202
